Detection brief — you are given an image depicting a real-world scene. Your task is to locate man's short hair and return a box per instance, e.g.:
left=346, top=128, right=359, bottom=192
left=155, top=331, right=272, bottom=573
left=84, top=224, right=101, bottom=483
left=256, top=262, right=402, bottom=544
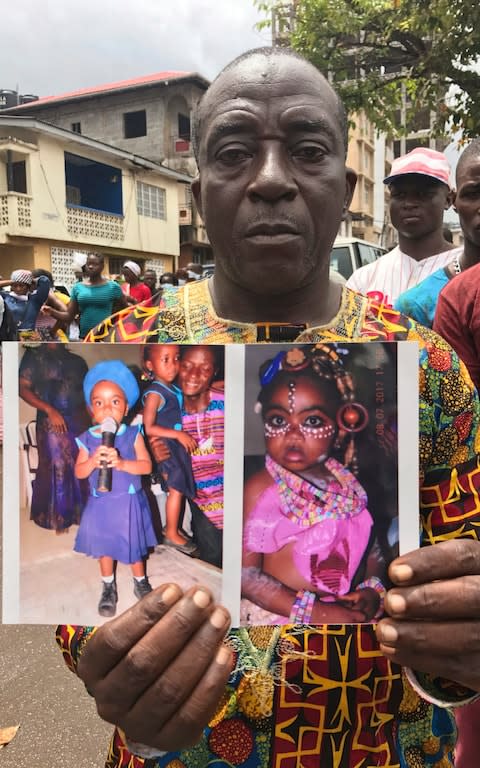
left=192, top=47, right=349, bottom=162
left=456, top=138, right=480, bottom=179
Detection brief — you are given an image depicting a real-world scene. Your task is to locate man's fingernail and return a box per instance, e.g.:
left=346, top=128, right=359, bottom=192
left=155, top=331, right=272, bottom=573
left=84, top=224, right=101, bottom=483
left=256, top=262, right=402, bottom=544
left=216, top=645, right=232, bottom=666
left=193, top=588, right=211, bottom=608
left=390, top=563, right=413, bottom=582
left=161, top=585, right=179, bottom=605
left=210, top=608, right=229, bottom=629
left=378, top=624, right=398, bottom=644
left=387, top=593, right=407, bottom=614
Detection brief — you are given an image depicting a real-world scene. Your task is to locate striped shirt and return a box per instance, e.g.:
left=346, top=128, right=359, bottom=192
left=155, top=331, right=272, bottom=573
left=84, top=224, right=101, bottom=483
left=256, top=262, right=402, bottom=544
left=182, top=389, right=224, bottom=530
left=346, top=245, right=461, bottom=306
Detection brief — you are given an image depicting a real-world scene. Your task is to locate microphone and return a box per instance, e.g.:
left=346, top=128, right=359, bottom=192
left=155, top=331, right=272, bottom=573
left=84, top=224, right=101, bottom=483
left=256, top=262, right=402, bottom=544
left=96, top=416, right=119, bottom=493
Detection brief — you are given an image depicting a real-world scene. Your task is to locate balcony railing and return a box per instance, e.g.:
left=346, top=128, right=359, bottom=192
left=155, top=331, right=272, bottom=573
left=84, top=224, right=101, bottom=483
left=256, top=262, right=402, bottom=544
left=0, top=192, right=32, bottom=229
left=66, top=205, right=124, bottom=241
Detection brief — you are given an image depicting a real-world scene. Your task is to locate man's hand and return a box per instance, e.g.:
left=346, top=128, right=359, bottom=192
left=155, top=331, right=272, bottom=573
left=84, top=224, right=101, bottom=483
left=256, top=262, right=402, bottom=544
left=77, top=584, right=233, bottom=752
left=376, top=539, right=480, bottom=691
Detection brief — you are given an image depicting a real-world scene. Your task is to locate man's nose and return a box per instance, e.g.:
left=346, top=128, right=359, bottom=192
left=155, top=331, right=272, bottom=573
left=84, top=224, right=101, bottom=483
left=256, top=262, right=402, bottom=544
left=247, top=145, right=297, bottom=202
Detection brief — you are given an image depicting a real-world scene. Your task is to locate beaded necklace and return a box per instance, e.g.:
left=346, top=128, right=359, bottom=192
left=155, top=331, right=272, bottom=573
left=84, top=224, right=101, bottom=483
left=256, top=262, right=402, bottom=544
left=265, top=454, right=367, bottom=526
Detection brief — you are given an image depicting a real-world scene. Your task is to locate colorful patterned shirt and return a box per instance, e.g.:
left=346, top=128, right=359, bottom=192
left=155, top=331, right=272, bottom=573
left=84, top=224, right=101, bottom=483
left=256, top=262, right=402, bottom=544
left=58, top=280, right=480, bottom=768
left=182, top=389, right=225, bottom=530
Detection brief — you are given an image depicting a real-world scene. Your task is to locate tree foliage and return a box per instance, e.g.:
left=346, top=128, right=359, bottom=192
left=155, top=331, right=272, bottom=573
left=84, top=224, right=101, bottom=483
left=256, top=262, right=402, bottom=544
left=255, top=0, right=480, bottom=139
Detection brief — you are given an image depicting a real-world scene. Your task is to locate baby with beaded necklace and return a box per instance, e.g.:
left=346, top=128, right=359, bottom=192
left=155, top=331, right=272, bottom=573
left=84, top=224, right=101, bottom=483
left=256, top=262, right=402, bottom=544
left=241, top=344, right=386, bottom=625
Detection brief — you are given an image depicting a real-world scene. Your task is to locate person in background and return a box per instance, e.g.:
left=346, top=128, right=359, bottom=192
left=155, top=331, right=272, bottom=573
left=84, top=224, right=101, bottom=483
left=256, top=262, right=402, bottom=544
left=43, top=253, right=127, bottom=339
left=159, top=272, right=179, bottom=287
left=19, top=344, right=90, bottom=532
left=395, top=140, right=480, bottom=328
left=121, top=260, right=151, bottom=305
left=0, top=269, right=50, bottom=334
left=72, top=251, right=88, bottom=285
left=143, top=269, right=158, bottom=295
left=347, top=148, right=459, bottom=306
left=142, top=345, right=198, bottom=556
left=429, top=138, right=480, bottom=768
left=60, top=48, right=480, bottom=768
left=174, top=268, right=190, bottom=285
left=186, top=263, right=204, bottom=281
left=178, top=345, right=224, bottom=568
left=443, top=225, right=454, bottom=244
left=31, top=268, right=69, bottom=341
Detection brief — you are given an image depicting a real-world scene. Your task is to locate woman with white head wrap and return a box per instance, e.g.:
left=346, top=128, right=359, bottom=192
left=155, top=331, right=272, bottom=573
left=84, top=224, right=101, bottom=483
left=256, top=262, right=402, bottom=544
left=121, top=260, right=152, bottom=305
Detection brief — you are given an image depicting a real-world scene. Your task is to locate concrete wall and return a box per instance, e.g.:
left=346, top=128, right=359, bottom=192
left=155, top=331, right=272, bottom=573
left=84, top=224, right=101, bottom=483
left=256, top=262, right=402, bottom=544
left=16, top=82, right=204, bottom=174
left=0, top=127, right=181, bottom=257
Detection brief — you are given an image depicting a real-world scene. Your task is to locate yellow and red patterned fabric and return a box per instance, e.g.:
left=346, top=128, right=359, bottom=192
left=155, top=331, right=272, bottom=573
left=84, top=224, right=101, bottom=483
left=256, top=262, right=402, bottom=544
left=57, top=282, right=480, bottom=767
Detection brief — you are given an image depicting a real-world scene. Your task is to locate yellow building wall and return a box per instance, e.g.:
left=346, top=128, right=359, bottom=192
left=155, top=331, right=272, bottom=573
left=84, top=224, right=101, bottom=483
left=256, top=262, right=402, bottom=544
left=0, top=132, right=181, bottom=257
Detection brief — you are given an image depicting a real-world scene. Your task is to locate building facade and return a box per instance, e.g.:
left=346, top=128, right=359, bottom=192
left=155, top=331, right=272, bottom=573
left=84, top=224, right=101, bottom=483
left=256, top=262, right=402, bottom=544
left=2, top=72, right=213, bottom=270
left=0, top=116, right=190, bottom=288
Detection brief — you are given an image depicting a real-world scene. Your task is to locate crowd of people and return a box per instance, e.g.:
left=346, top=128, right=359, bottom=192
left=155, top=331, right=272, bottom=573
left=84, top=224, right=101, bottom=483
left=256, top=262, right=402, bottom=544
left=19, top=344, right=226, bottom=618
left=5, top=44, right=480, bottom=768
left=0, top=258, right=205, bottom=342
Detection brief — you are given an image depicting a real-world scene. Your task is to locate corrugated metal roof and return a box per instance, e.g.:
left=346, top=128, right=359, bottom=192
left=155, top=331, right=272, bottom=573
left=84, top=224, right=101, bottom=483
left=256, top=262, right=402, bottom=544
left=7, top=71, right=208, bottom=110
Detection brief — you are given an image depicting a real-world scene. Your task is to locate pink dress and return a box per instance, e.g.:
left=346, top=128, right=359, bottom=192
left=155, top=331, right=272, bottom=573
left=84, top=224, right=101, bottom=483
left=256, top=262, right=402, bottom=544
left=244, top=456, right=372, bottom=598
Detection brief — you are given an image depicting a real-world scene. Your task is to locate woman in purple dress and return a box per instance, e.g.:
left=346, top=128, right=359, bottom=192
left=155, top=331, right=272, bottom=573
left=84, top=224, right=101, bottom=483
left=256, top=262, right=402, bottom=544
left=19, top=344, right=90, bottom=532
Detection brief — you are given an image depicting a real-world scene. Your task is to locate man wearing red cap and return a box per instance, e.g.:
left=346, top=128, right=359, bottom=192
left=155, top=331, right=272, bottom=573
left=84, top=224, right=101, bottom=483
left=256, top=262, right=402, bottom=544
left=347, top=147, right=459, bottom=306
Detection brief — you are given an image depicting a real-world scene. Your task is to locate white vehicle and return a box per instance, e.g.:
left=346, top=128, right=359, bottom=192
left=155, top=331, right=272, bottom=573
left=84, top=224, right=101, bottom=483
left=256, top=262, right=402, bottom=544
left=330, top=237, right=387, bottom=280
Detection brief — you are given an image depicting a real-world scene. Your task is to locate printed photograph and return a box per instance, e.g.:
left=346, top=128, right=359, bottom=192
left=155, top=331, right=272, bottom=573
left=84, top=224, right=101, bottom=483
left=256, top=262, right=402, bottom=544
left=241, top=342, right=404, bottom=626
left=5, top=342, right=225, bottom=625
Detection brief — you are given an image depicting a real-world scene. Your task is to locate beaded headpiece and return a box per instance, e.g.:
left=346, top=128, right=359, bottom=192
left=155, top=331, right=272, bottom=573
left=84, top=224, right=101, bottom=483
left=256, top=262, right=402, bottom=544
left=256, top=344, right=368, bottom=473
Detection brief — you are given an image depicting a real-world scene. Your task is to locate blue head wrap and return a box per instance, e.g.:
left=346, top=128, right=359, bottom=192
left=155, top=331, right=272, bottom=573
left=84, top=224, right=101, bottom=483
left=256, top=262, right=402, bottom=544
left=83, top=360, right=140, bottom=409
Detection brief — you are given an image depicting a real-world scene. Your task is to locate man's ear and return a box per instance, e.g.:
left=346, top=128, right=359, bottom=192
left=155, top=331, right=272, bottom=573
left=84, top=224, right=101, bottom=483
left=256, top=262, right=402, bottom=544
left=342, top=167, right=357, bottom=220
left=191, top=177, right=203, bottom=220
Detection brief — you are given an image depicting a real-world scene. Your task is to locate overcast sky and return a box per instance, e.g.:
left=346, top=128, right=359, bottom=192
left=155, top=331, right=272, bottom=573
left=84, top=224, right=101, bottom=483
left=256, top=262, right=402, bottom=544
left=2, top=1, right=270, bottom=98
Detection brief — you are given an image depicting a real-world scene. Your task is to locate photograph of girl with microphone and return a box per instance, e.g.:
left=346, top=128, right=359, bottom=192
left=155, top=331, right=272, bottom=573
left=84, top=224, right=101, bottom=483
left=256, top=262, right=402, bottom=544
left=12, top=343, right=225, bottom=626
left=73, top=360, right=157, bottom=618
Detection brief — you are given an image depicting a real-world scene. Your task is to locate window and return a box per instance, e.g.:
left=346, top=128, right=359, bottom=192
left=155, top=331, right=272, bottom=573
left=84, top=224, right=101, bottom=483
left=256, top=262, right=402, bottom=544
left=9, top=160, right=27, bottom=194
left=123, top=110, right=147, bottom=139
left=358, top=242, right=378, bottom=266
left=64, top=152, right=123, bottom=215
left=178, top=113, right=191, bottom=141
left=109, top=256, right=145, bottom=275
left=71, top=122, right=82, bottom=134
left=136, top=181, right=166, bottom=220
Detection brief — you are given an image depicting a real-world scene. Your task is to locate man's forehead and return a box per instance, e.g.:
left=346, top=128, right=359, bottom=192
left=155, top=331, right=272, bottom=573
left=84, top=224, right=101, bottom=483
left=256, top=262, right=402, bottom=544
left=200, top=66, right=339, bottom=146
left=457, top=157, right=480, bottom=182
left=209, top=54, right=332, bottom=103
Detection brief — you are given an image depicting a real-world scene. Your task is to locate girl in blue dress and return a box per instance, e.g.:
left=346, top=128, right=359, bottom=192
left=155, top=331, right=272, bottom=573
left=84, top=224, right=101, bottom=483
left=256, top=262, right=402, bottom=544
left=142, top=345, right=198, bottom=556
left=74, top=360, right=157, bottom=618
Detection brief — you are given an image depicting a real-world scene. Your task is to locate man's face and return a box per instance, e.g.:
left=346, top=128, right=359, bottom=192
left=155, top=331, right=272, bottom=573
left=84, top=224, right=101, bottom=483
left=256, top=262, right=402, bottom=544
left=454, top=156, right=480, bottom=248
left=11, top=281, right=30, bottom=296
left=143, top=271, right=157, bottom=291
left=192, top=55, right=355, bottom=296
left=388, top=176, right=452, bottom=240
left=122, top=267, right=135, bottom=284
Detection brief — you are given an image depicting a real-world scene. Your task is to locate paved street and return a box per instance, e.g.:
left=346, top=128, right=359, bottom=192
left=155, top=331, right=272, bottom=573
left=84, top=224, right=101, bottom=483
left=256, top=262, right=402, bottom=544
left=1, top=452, right=112, bottom=767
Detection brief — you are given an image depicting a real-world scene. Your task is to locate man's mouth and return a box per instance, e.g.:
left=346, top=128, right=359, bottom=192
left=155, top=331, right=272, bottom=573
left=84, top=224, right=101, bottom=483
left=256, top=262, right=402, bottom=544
left=245, top=222, right=299, bottom=238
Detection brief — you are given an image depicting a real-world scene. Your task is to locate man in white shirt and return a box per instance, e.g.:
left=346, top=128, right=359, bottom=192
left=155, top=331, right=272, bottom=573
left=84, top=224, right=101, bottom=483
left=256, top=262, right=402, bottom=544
left=346, top=147, right=458, bottom=306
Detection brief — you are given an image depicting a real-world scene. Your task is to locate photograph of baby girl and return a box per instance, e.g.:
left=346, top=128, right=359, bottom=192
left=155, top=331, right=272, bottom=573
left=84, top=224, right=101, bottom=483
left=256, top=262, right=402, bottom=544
left=241, top=342, right=408, bottom=627
left=4, top=342, right=225, bottom=626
